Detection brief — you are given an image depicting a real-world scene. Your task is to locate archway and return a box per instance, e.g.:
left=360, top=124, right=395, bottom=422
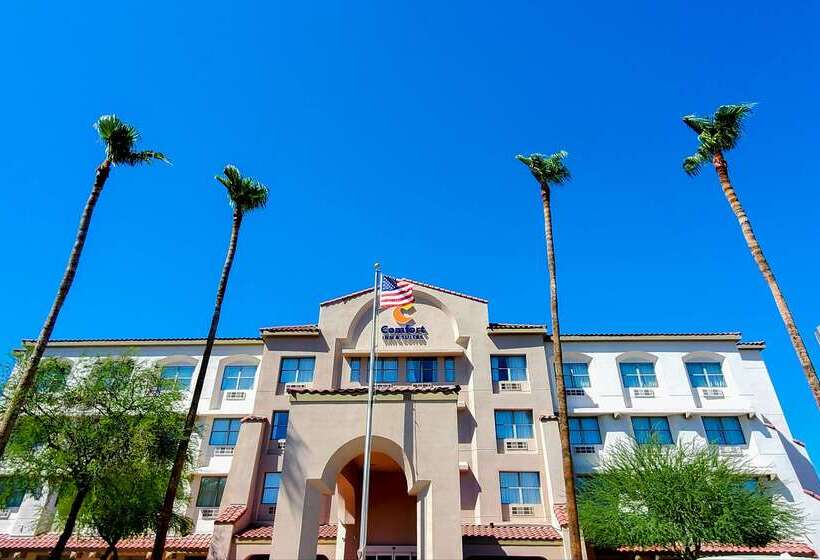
left=335, top=451, right=417, bottom=560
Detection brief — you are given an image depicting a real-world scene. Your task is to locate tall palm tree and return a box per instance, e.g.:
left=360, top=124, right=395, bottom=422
left=516, top=151, right=583, bottom=560
left=682, top=104, right=820, bottom=410
left=0, top=115, right=166, bottom=459
left=152, top=165, right=268, bottom=558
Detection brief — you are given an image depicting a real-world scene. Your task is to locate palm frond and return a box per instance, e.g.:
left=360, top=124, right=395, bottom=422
left=681, top=115, right=711, bottom=134
left=216, top=165, right=269, bottom=214
left=515, top=151, right=571, bottom=187
left=681, top=103, right=756, bottom=164
left=94, top=114, right=167, bottom=166
left=682, top=151, right=709, bottom=176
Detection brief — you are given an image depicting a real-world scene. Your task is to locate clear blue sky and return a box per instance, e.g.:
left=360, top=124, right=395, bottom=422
left=1, top=2, right=818, bottom=456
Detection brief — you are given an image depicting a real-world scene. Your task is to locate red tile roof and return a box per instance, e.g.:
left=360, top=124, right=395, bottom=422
left=260, top=324, right=320, bottom=334
left=0, top=533, right=211, bottom=551
left=618, top=542, right=816, bottom=556
left=553, top=503, right=568, bottom=527
left=237, top=524, right=561, bottom=542
left=215, top=504, right=247, bottom=523
left=288, top=384, right=460, bottom=396
left=462, top=524, right=562, bottom=541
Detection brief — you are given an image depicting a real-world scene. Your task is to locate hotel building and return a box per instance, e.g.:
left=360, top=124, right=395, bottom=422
left=1, top=280, right=819, bottom=559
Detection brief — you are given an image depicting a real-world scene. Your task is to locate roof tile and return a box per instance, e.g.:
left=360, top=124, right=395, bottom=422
left=288, top=384, right=460, bottom=396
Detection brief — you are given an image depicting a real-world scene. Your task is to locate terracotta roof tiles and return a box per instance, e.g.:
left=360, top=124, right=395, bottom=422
left=619, top=541, right=815, bottom=556
left=288, top=384, right=460, bottom=396
left=215, top=504, right=247, bottom=523
left=0, top=533, right=211, bottom=551
left=461, top=524, right=562, bottom=541
left=553, top=503, right=568, bottom=527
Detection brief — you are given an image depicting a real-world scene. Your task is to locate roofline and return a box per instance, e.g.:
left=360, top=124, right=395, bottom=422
left=555, top=332, right=742, bottom=342
left=259, top=325, right=321, bottom=337
left=320, top=278, right=488, bottom=307
left=23, top=337, right=262, bottom=348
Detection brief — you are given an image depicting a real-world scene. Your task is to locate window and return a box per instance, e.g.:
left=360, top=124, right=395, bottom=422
left=271, top=411, right=289, bottom=440
left=631, top=417, right=673, bottom=444
left=161, top=365, right=195, bottom=390
left=279, top=358, right=315, bottom=385
left=686, top=362, right=726, bottom=388
left=495, top=410, right=534, bottom=439
left=221, top=365, right=257, bottom=391
left=36, top=361, right=70, bottom=393
left=620, top=362, right=658, bottom=388
left=0, top=479, right=25, bottom=509
left=407, top=358, right=437, bottom=383
left=444, top=357, right=456, bottom=383
left=491, top=355, right=527, bottom=382
left=196, top=477, right=226, bottom=508
left=563, top=363, right=591, bottom=388
left=500, top=472, right=540, bottom=504
left=569, top=417, right=603, bottom=445
left=703, top=416, right=745, bottom=445
left=375, top=358, right=398, bottom=383
left=350, top=358, right=361, bottom=383
left=209, top=418, right=242, bottom=446
left=261, top=472, right=282, bottom=505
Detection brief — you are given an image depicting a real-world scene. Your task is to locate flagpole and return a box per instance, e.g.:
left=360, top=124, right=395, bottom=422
left=357, top=262, right=381, bottom=560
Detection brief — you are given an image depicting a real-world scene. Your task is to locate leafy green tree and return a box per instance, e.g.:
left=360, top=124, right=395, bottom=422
left=0, top=115, right=167, bottom=460
left=1, top=356, right=187, bottom=560
left=577, top=440, right=803, bottom=560
left=682, top=104, right=820, bottom=411
left=516, top=151, right=583, bottom=559
left=152, top=165, right=268, bottom=557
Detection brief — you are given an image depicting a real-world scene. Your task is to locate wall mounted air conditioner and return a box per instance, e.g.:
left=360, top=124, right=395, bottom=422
left=700, top=388, right=725, bottom=399
left=199, top=508, right=219, bottom=520
left=504, top=439, right=530, bottom=452
left=573, top=445, right=596, bottom=454
left=499, top=381, right=529, bottom=392
left=631, top=388, right=655, bottom=398
left=510, top=505, right=535, bottom=517
left=212, top=446, right=234, bottom=457
left=565, top=388, right=586, bottom=396
left=224, top=390, right=247, bottom=401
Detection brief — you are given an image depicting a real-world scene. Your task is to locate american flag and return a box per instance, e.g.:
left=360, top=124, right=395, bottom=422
left=379, top=275, right=414, bottom=308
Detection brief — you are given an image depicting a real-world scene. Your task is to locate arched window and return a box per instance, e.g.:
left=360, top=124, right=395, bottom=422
left=160, top=364, right=195, bottom=390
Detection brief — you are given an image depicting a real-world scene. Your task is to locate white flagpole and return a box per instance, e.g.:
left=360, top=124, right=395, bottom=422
left=357, top=262, right=381, bottom=560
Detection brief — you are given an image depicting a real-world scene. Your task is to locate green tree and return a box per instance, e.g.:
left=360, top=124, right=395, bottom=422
left=516, top=151, right=583, bottom=559
left=682, top=104, right=820, bottom=410
left=577, top=440, right=803, bottom=560
left=0, top=115, right=167, bottom=460
left=152, top=165, right=268, bottom=557
left=1, top=355, right=187, bottom=560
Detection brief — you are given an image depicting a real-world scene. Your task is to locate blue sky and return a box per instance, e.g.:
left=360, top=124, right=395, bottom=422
left=1, top=2, right=818, bottom=455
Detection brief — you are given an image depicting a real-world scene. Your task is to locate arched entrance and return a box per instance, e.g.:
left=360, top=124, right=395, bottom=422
left=335, top=451, right=417, bottom=560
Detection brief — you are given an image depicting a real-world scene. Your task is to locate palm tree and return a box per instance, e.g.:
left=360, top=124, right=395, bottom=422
left=152, top=165, right=268, bottom=558
left=0, top=115, right=166, bottom=459
left=682, top=104, right=820, bottom=410
left=516, top=151, right=583, bottom=560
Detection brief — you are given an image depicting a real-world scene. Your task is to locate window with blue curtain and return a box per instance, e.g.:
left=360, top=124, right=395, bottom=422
left=631, top=416, right=673, bottom=444
left=569, top=417, right=602, bottom=445
left=279, top=357, right=315, bottom=384
left=686, top=362, right=726, bottom=388
left=444, top=357, right=456, bottom=383
left=261, top=472, right=282, bottom=505
left=349, top=358, right=361, bottom=382
left=0, top=479, right=25, bottom=508
left=407, top=358, right=437, bottom=383
left=491, top=355, right=527, bottom=381
left=221, top=365, right=257, bottom=390
left=703, top=416, right=745, bottom=445
left=375, top=358, right=398, bottom=383
left=161, top=365, right=195, bottom=390
left=209, top=418, right=242, bottom=446
left=196, top=476, right=226, bottom=507
left=271, top=411, right=289, bottom=440
left=563, top=363, right=591, bottom=388
left=494, top=410, right=534, bottom=439
left=500, top=472, right=540, bottom=504
left=619, top=362, right=658, bottom=388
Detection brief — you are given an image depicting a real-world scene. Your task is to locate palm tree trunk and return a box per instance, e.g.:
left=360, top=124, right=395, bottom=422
left=100, top=543, right=115, bottom=560
left=152, top=209, right=243, bottom=559
left=0, top=159, right=111, bottom=459
left=712, top=152, right=820, bottom=410
left=48, top=484, right=89, bottom=560
left=540, top=183, right=583, bottom=559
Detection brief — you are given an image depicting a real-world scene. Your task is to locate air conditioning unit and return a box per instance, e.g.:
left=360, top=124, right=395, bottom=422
left=0, top=509, right=10, bottom=520
left=504, top=439, right=530, bottom=452
left=566, top=388, right=586, bottom=396
left=213, top=446, right=234, bottom=457
left=284, top=383, right=308, bottom=391
left=374, top=383, right=393, bottom=390
left=266, top=439, right=286, bottom=455
left=573, top=445, right=596, bottom=454
left=199, top=508, right=219, bottom=520
left=510, top=505, right=535, bottom=517
left=701, top=388, right=725, bottom=399
left=267, top=506, right=276, bottom=515
left=224, top=390, right=247, bottom=401
left=499, top=381, right=527, bottom=392
left=631, top=388, right=655, bottom=398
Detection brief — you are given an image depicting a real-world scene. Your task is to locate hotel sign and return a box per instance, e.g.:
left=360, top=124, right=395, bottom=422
left=382, top=304, right=428, bottom=342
